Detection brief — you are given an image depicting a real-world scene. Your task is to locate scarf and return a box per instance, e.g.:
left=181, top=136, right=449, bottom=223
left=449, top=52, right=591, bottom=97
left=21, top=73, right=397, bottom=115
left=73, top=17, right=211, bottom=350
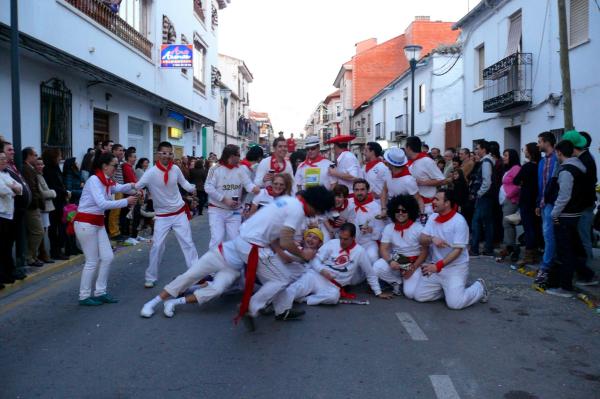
left=394, top=219, right=414, bottom=237
left=435, top=205, right=458, bottom=223
left=297, top=195, right=311, bottom=216
left=407, top=152, right=428, bottom=167
left=239, top=159, right=253, bottom=172
left=354, top=193, right=374, bottom=213
left=94, top=170, right=116, bottom=195
left=365, top=159, right=382, bottom=173
left=155, top=161, right=173, bottom=185
left=392, top=167, right=411, bottom=178
left=219, top=160, right=237, bottom=170
left=339, top=240, right=357, bottom=256
left=299, top=155, right=326, bottom=168
left=270, top=156, right=286, bottom=173
left=334, top=199, right=349, bottom=212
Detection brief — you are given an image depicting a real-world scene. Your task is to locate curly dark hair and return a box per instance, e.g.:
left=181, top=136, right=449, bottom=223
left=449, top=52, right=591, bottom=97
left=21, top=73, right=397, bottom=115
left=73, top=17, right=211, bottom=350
left=300, top=186, right=335, bottom=214
left=386, top=194, right=419, bottom=222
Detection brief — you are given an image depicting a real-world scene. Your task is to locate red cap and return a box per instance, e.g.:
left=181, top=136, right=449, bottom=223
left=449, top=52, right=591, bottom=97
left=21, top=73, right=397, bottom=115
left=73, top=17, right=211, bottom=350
left=325, top=135, right=355, bottom=144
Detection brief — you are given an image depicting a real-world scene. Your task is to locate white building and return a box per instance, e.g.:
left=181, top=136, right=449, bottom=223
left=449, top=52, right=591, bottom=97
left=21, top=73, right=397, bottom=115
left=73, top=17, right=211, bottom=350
left=454, top=0, right=600, bottom=164
left=369, top=48, right=463, bottom=152
left=0, top=0, right=231, bottom=162
left=215, top=53, right=256, bottom=155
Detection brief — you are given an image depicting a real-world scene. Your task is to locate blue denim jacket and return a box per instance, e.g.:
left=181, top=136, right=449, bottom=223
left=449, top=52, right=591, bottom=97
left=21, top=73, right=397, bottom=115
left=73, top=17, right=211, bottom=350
left=537, top=152, right=557, bottom=208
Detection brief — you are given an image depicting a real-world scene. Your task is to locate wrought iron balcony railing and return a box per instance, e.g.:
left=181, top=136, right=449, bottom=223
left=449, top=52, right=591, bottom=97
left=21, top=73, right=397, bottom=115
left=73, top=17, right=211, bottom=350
left=66, top=0, right=152, bottom=58
left=483, top=52, right=532, bottom=113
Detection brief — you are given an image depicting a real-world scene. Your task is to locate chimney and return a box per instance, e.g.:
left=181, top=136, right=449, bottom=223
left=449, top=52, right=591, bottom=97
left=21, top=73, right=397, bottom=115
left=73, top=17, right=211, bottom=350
left=355, top=38, right=378, bottom=54
left=415, top=16, right=431, bottom=21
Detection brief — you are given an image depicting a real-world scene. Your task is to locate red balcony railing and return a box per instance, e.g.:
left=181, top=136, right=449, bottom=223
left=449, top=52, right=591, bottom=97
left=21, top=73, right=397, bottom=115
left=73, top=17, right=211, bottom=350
left=66, top=0, right=152, bottom=58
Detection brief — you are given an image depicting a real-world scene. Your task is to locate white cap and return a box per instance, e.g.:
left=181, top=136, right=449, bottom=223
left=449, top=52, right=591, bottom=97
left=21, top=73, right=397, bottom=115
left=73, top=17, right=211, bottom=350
left=304, top=135, right=320, bottom=148
left=383, top=147, right=408, bottom=167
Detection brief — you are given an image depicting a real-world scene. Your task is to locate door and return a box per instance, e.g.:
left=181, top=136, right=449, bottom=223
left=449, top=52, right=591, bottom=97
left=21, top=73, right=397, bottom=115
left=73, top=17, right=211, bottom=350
left=444, top=119, right=461, bottom=150
left=94, top=109, right=110, bottom=146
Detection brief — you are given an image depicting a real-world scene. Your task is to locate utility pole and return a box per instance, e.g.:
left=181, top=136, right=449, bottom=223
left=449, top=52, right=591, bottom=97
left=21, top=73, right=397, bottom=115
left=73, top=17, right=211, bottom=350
left=557, top=0, right=574, bottom=130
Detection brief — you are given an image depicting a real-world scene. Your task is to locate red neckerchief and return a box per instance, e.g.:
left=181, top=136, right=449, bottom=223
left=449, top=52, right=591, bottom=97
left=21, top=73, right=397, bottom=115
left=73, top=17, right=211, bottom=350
left=354, top=193, right=374, bottom=213
left=296, top=195, right=311, bottom=216
left=407, top=152, right=428, bottom=167
left=334, top=199, right=349, bottom=212
left=339, top=240, right=357, bottom=256
left=392, top=167, right=411, bottom=178
left=219, top=160, right=237, bottom=170
left=435, top=205, right=458, bottom=223
left=270, top=156, right=286, bottom=173
left=239, top=159, right=253, bottom=172
left=365, top=159, right=382, bottom=173
left=266, top=186, right=283, bottom=198
left=394, top=219, right=414, bottom=237
left=299, top=155, right=326, bottom=168
left=94, top=170, right=116, bottom=195
left=155, top=161, right=173, bottom=185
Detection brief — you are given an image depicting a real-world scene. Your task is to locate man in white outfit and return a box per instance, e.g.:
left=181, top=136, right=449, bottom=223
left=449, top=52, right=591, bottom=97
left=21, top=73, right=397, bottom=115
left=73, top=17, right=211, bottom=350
left=361, top=142, right=390, bottom=198
left=294, top=135, right=333, bottom=191
left=349, top=179, right=385, bottom=263
left=379, top=147, right=424, bottom=216
left=204, top=144, right=259, bottom=248
left=254, top=137, right=294, bottom=189
left=327, top=135, right=361, bottom=193
left=278, top=223, right=392, bottom=309
left=405, top=136, right=445, bottom=216
left=410, top=189, right=489, bottom=309
left=135, top=142, right=198, bottom=288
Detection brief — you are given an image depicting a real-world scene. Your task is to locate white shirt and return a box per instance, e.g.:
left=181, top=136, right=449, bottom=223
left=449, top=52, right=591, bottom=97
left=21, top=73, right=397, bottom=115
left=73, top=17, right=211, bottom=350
left=204, top=164, right=256, bottom=209
left=348, top=196, right=385, bottom=246
left=252, top=188, right=275, bottom=207
left=78, top=175, right=132, bottom=215
left=422, top=212, right=469, bottom=266
left=335, top=151, right=361, bottom=192
left=240, top=195, right=307, bottom=247
left=380, top=222, right=423, bottom=257
left=254, top=156, right=294, bottom=188
left=409, top=156, right=444, bottom=200
left=135, top=164, right=195, bottom=214
left=385, top=173, right=419, bottom=197
left=0, top=170, right=22, bottom=220
left=310, top=239, right=381, bottom=295
left=362, top=161, right=391, bottom=197
left=295, top=158, right=333, bottom=190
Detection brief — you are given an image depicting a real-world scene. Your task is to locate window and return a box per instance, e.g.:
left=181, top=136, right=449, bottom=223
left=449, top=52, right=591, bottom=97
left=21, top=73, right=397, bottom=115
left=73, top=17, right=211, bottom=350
left=475, top=44, right=485, bottom=88
left=41, top=79, right=72, bottom=158
left=419, top=84, right=426, bottom=112
left=569, top=0, right=589, bottom=47
left=395, top=115, right=404, bottom=133
left=505, top=11, right=522, bottom=56
left=118, top=0, right=147, bottom=34
left=193, top=36, right=207, bottom=93
left=194, top=0, right=205, bottom=22
left=375, top=123, right=381, bottom=139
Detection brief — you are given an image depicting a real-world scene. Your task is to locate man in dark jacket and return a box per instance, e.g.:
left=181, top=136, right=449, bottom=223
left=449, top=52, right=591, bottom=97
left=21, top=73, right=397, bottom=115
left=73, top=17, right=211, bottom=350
left=546, top=140, right=596, bottom=297
left=22, top=147, right=45, bottom=267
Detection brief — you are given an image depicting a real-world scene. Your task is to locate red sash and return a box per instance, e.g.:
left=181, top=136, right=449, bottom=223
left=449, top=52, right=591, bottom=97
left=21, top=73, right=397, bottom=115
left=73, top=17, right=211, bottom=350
left=155, top=161, right=173, bottom=185
left=156, top=203, right=192, bottom=220
left=235, top=243, right=263, bottom=323
left=334, top=199, right=349, bottom=212
left=326, top=277, right=357, bottom=299
left=74, top=212, right=104, bottom=226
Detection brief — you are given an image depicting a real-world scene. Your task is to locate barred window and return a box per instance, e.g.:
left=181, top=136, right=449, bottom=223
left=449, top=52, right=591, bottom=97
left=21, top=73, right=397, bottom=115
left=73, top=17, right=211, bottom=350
left=41, top=79, right=72, bottom=159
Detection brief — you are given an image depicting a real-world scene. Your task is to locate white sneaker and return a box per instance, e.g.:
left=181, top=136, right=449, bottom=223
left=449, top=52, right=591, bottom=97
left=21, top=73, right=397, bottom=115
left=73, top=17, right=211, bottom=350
left=477, top=278, right=489, bottom=303
left=392, top=283, right=403, bottom=296
left=140, top=303, right=155, bottom=318
left=163, top=299, right=178, bottom=318
left=144, top=280, right=155, bottom=288
left=135, top=236, right=148, bottom=242
left=545, top=288, right=575, bottom=298
left=125, top=237, right=138, bottom=245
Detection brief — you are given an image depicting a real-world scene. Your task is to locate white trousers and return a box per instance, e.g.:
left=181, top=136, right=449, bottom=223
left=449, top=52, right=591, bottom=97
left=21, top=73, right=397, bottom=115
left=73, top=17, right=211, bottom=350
left=278, top=270, right=340, bottom=311
left=249, top=253, right=306, bottom=317
left=75, top=222, right=114, bottom=300
left=208, top=206, right=242, bottom=248
left=373, top=258, right=403, bottom=285
left=146, top=212, right=198, bottom=283
left=164, top=247, right=240, bottom=306
left=409, top=263, right=484, bottom=309
left=358, top=240, right=380, bottom=264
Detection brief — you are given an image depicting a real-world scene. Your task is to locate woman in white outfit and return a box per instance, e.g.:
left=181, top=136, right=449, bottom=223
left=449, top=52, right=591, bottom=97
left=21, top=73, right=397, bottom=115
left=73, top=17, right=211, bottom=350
left=247, top=173, right=292, bottom=218
left=373, top=194, right=428, bottom=296
left=74, top=152, right=137, bottom=306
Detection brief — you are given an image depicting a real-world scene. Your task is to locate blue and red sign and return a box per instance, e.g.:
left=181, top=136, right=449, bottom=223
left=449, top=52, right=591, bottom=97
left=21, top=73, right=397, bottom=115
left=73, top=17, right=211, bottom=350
left=160, top=44, right=193, bottom=68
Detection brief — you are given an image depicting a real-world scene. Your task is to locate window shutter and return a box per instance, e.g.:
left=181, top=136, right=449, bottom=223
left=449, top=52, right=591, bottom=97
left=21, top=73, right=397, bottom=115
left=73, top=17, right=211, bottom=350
left=505, top=12, right=522, bottom=56
left=569, top=0, right=589, bottom=47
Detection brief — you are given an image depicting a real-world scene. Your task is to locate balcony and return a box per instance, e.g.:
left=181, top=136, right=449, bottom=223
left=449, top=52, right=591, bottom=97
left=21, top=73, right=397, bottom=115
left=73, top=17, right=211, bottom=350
left=483, top=52, right=532, bottom=113
left=66, top=0, right=152, bottom=58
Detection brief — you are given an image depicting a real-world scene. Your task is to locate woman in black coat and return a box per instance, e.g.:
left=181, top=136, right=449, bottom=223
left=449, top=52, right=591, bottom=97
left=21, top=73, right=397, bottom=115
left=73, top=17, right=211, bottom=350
left=42, top=148, right=69, bottom=260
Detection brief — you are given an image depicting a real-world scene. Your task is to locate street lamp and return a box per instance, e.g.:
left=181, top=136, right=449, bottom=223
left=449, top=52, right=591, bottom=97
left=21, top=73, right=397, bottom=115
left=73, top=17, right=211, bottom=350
left=403, top=44, right=422, bottom=137
left=220, top=87, right=232, bottom=145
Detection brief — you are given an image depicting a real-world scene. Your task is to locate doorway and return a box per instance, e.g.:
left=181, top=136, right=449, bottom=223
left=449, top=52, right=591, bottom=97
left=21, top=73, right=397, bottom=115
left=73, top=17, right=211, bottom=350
left=504, top=126, right=521, bottom=153
left=94, top=109, right=111, bottom=146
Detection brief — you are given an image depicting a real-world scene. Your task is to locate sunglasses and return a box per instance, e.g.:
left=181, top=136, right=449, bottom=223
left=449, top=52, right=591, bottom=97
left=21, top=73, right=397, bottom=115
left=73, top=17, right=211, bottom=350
left=396, top=208, right=408, bottom=214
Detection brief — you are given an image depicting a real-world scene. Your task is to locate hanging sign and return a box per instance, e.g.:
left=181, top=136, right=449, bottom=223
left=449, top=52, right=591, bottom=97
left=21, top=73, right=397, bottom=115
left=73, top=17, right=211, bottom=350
left=161, top=44, right=193, bottom=68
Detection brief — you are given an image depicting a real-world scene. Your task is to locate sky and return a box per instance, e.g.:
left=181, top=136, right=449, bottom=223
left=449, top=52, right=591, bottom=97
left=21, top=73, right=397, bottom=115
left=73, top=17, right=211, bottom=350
left=219, top=0, right=481, bottom=136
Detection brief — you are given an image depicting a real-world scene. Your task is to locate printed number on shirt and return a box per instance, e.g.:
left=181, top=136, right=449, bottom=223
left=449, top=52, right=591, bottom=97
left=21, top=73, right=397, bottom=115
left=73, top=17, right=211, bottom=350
left=222, top=184, right=241, bottom=191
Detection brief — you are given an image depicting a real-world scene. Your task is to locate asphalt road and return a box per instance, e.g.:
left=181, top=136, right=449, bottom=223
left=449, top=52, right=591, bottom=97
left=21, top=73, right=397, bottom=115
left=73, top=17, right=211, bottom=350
left=1, top=214, right=599, bottom=399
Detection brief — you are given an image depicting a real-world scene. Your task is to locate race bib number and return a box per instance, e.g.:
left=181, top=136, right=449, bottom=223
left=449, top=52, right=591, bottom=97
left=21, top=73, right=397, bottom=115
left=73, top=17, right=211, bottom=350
left=305, top=168, right=321, bottom=187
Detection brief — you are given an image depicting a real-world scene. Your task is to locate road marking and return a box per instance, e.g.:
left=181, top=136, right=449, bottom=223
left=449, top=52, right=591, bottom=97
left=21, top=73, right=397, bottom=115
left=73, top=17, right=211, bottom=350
left=429, top=375, right=461, bottom=399
left=395, top=312, right=428, bottom=341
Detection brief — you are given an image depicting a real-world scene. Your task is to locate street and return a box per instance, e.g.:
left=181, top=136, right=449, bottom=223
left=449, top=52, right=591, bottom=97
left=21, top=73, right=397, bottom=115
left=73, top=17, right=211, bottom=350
left=1, top=215, right=599, bottom=399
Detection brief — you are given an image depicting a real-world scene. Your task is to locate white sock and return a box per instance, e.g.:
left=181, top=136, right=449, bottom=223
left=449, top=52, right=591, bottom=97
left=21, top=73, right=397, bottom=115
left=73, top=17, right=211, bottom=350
left=174, top=297, right=186, bottom=305
left=145, top=295, right=163, bottom=308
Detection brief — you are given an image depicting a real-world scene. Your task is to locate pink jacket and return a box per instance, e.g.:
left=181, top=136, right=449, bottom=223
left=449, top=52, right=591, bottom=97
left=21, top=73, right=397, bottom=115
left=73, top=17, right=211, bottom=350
left=502, top=165, right=521, bottom=204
